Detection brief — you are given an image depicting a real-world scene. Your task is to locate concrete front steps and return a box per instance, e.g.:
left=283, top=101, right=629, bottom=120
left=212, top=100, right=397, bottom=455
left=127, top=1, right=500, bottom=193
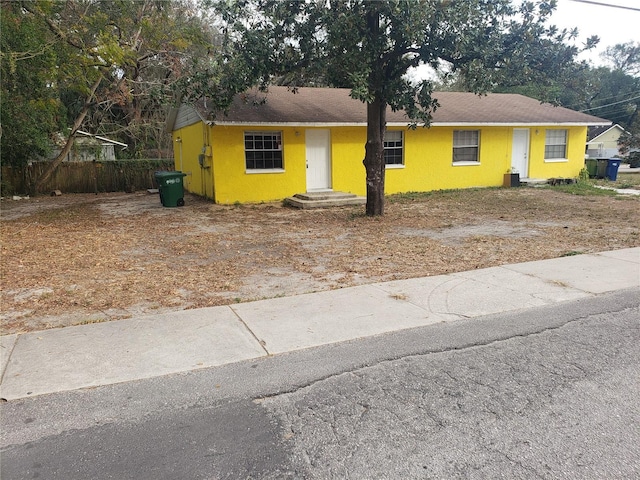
left=519, top=178, right=578, bottom=186
left=285, top=191, right=366, bottom=209
left=519, top=178, right=552, bottom=186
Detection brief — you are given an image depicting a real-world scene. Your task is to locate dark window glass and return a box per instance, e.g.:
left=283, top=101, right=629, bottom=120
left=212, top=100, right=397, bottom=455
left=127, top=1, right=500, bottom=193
left=244, top=132, right=283, bottom=170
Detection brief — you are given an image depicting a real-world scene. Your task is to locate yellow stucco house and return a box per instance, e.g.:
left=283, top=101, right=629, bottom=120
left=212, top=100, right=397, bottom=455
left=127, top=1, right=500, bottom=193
left=166, top=86, right=609, bottom=204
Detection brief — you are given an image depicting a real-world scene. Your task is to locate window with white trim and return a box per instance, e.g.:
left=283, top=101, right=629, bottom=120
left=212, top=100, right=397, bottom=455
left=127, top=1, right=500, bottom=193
left=453, top=130, right=480, bottom=163
left=384, top=130, right=404, bottom=165
left=244, top=131, right=283, bottom=170
left=545, top=129, right=567, bottom=159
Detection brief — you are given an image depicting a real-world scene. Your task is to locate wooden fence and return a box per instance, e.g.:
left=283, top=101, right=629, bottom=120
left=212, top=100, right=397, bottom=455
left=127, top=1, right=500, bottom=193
left=1, top=159, right=175, bottom=196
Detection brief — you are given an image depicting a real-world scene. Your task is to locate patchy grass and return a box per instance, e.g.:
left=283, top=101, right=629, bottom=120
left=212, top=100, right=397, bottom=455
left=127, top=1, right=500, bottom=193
left=545, top=182, right=620, bottom=196
left=547, top=171, right=640, bottom=196
left=387, top=190, right=442, bottom=203
left=559, top=250, right=584, bottom=257
left=592, top=173, right=640, bottom=190
left=387, top=187, right=499, bottom=204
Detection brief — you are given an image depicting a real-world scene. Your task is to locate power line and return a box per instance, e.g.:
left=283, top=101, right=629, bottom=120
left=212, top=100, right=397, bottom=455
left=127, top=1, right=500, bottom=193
left=589, top=106, right=636, bottom=121
left=596, top=104, right=639, bottom=115
left=580, top=94, right=640, bottom=112
left=564, top=91, right=640, bottom=110
left=563, top=91, right=640, bottom=111
left=567, top=0, right=640, bottom=12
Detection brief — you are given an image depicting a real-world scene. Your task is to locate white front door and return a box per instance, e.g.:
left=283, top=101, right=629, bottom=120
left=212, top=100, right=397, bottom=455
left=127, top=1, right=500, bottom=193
left=306, top=129, right=332, bottom=191
left=511, top=129, right=530, bottom=178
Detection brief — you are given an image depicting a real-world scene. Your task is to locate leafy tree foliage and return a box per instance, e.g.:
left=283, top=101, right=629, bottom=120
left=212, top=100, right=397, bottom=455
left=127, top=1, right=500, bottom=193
left=197, top=0, right=591, bottom=215
left=1, top=0, right=214, bottom=192
left=602, top=42, right=640, bottom=77
left=600, top=43, right=640, bottom=156
left=579, top=69, right=638, bottom=129
left=0, top=1, right=66, bottom=166
left=618, top=125, right=640, bottom=157
left=489, top=40, right=640, bottom=157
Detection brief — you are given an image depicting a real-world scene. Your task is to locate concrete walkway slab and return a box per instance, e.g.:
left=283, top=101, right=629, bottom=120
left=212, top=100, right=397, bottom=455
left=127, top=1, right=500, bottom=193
left=373, top=276, right=467, bottom=321
left=0, top=334, right=17, bottom=382
left=505, top=252, right=640, bottom=294
left=0, top=307, right=265, bottom=401
left=597, top=247, right=640, bottom=264
left=231, top=285, right=442, bottom=354
left=594, top=185, right=640, bottom=195
left=375, top=266, right=589, bottom=318
left=1, top=248, right=638, bottom=401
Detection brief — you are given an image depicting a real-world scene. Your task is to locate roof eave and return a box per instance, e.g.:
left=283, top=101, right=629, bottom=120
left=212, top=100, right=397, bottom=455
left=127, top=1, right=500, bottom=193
left=213, top=121, right=612, bottom=128
left=427, top=121, right=612, bottom=127
left=164, top=108, right=179, bottom=133
left=587, top=124, right=628, bottom=143
left=75, top=130, right=128, bottom=149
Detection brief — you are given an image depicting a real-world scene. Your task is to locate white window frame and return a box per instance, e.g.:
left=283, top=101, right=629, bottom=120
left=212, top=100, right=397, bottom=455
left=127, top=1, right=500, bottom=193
left=544, top=129, right=568, bottom=162
left=244, top=131, right=284, bottom=172
left=384, top=130, right=404, bottom=168
left=453, top=130, right=481, bottom=165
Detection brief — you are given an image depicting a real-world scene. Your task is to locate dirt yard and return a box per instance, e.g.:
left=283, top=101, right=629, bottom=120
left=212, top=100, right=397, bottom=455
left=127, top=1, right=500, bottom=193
left=2, top=183, right=639, bottom=334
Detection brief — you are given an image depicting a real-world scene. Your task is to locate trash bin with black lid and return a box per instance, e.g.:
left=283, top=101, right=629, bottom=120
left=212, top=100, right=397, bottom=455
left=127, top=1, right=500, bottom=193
left=605, top=158, right=621, bottom=181
left=596, top=159, right=608, bottom=179
left=154, top=171, right=187, bottom=207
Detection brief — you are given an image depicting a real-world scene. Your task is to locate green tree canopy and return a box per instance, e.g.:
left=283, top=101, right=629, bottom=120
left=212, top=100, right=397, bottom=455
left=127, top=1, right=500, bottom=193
left=600, top=43, right=640, bottom=154
left=488, top=41, right=639, bottom=154
left=1, top=1, right=65, bottom=166
left=1, top=0, right=215, bottom=192
left=602, top=41, right=640, bottom=77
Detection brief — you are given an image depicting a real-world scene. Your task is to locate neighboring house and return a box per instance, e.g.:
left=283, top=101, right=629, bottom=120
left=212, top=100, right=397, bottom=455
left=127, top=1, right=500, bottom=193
left=586, top=124, right=626, bottom=159
left=43, top=130, right=128, bottom=163
left=166, top=86, right=609, bottom=204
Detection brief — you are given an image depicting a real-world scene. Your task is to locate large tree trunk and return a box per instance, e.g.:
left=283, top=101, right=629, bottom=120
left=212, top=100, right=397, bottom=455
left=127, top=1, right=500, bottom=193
left=33, top=76, right=102, bottom=194
left=363, top=96, right=387, bottom=216
left=362, top=8, right=387, bottom=216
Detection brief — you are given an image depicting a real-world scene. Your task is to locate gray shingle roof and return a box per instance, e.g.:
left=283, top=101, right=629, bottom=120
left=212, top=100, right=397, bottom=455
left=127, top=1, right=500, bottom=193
left=587, top=124, right=625, bottom=142
left=194, top=86, right=610, bottom=127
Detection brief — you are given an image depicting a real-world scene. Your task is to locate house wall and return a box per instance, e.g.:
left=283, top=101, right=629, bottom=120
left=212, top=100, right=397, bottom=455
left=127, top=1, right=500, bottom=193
left=330, top=126, right=366, bottom=194
left=333, top=126, right=586, bottom=194
left=211, top=125, right=306, bottom=204
left=529, top=127, right=587, bottom=179
left=391, top=126, right=512, bottom=192
left=172, top=121, right=213, bottom=198
left=175, top=122, right=588, bottom=204
left=47, top=143, right=116, bottom=163
left=586, top=127, right=623, bottom=159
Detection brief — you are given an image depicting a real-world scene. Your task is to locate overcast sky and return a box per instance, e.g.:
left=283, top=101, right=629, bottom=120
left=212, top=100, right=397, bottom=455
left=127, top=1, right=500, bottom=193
left=408, top=0, right=639, bottom=81
left=550, top=0, right=640, bottom=65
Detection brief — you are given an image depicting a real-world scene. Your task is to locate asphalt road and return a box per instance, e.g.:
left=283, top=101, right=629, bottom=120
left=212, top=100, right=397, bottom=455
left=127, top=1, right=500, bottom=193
left=1, top=289, right=638, bottom=479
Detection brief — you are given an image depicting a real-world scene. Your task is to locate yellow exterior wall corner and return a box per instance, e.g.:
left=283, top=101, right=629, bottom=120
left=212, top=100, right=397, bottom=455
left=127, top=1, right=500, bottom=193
left=172, top=122, right=208, bottom=197
left=528, top=126, right=587, bottom=179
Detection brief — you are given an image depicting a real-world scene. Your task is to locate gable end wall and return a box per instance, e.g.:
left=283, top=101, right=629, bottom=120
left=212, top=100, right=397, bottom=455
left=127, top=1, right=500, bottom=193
left=174, top=105, right=204, bottom=131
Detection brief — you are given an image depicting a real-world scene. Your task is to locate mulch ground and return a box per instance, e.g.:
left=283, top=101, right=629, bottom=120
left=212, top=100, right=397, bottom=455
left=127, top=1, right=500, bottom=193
left=1, top=186, right=639, bottom=334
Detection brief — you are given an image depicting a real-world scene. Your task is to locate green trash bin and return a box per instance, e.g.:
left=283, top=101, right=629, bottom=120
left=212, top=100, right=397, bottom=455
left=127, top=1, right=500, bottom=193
left=585, top=158, right=598, bottom=178
left=154, top=171, right=187, bottom=207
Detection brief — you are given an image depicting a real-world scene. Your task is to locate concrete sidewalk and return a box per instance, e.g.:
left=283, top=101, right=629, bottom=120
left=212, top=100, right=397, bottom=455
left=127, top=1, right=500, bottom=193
left=1, top=248, right=638, bottom=401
